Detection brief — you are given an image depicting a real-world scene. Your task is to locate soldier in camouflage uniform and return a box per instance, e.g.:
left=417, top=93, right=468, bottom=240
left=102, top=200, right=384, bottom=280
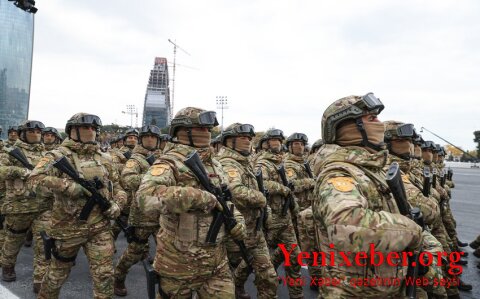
left=28, top=113, right=127, bottom=299
left=0, top=121, right=52, bottom=292
left=110, top=128, right=139, bottom=240
left=42, top=127, right=63, bottom=151
left=216, top=123, right=277, bottom=299
left=307, top=138, right=323, bottom=166
left=384, top=121, right=449, bottom=298
left=255, top=129, right=304, bottom=299
left=136, top=107, right=247, bottom=298
left=5, top=126, right=19, bottom=148
left=0, top=126, right=4, bottom=252
left=114, top=125, right=162, bottom=296
left=312, top=94, right=425, bottom=298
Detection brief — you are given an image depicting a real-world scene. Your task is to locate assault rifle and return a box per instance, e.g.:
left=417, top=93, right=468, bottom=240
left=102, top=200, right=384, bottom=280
left=386, top=162, right=426, bottom=299
left=123, top=150, right=132, bottom=160
left=184, top=151, right=253, bottom=273
left=142, top=259, right=169, bottom=299
left=432, top=168, right=437, bottom=188
left=277, top=165, right=295, bottom=216
left=447, top=168, right=453, bottom=181
left=304, top=161, right=314, bottom=179
left=422, top=167, right=431, bottom=197
left=255, top=168, right=269, bottom=232
left=8, top=148, right=34, bottom=170
left=52, top=157, right=133, bottom=239
left=440, top=169, right=446, bottom=188
left=146, top=154, right=156, bottom=166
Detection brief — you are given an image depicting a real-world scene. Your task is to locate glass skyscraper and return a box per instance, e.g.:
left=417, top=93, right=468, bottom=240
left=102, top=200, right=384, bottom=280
left=0, top=0, right=34, bottom=138
left=142, top=57, right=171, bottom=128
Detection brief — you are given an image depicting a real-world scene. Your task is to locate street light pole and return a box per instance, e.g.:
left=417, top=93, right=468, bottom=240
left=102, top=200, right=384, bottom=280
left=216, top=96, right=228, bottom=133
left=122, top=105, right=137, bottom=128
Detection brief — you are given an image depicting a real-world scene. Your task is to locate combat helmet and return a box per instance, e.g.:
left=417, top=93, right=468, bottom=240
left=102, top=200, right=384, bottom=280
left=221, top=123, right=255, bottom=144
left=42, top=127, right=63, bottom=143
left=310, top=139, right=324, bottom=154
left=18, top=120, right=45, bottom=143
left=384, top=121, right=416, bottom=160
left=421, top=141, right=436, bottom=151
left=65, top=113, right=102, bottom=143
left=322, top=93, right=384, bottom=150
left=8, top=126, right=18, bottom=134
left=138, top=125, right=161, bottom=148
left=123, top=128, right=139, bottom=141
left=286, top=132, right=308, bottom=147
left=169, top=107, right=218, bottom=146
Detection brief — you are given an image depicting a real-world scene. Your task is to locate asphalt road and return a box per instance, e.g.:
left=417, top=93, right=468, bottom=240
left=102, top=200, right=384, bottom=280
left=1, top=167, right=479, bottom=298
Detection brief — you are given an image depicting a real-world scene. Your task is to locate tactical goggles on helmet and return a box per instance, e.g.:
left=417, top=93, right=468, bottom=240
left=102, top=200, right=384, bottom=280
left=23, top=121, right=45, bottom=130
left=71, top=115, right=102, bottom=127
left=396, top=124, right=415, bottom=138
left=198, top=111, right=219, bottom=126
left=160, top=134, right=171, bottom=142
left=125, top=128, right=139, bottom=136
left=42, top=127, right=59, bottom=134
left=288, top=133, right=308, bottom=143
left=234, top=124, right=255, bottom=136
left=265, top=129, right=285, bottom=140
left=360, top=93, right=384, bottom=114
left=140, top=125, right=161, bottom=136
left=421, top=141, right=435, bottom=150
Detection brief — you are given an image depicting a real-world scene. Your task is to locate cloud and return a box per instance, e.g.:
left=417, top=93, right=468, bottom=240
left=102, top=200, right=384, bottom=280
left=29, top=0, right=480, bottom=149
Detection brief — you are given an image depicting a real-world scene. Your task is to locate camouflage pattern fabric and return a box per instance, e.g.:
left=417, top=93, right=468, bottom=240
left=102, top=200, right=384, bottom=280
left=312, top=144, right=422, bottom=298
left=217, top=146, right=277, bottom=299
left=114, top=144, right=159, bottom=283
left=27, top=138, right=127, bottom=299
left=255, top=150, right=304, bottom=299
left=284, top=152, right=315, bottom=211
left=136, top=142, right=244, bottom=298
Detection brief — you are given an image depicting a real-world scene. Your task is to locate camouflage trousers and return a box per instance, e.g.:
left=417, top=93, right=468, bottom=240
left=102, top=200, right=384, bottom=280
left=111, top=213, right=129, bottom=240
left=0, top=210, right=51, bottom=283
left=441, top=204, right=458, bottom=250
left=38, top=228, right=114, bottom=299
left=267, top=214, right=303, bottom=299
left=297, top=207, right=322, bottom=283
left=114, top=225, right=158, bottom=281
left=156, top=259, right=234, bottom=299
left=230, top=233, right=278, bottom=299
left=0, top=214, right=5, bottom=256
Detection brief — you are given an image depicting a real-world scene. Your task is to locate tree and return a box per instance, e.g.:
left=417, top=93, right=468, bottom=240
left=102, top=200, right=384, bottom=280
left=473, top=131, right=480, bottom=158
left=444, top=144, right=463, bottom=157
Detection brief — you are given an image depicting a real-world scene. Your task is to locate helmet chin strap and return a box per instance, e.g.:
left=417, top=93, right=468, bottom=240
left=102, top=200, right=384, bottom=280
left=187, top=128, right=195, bottom=147
left=355, top=118, right=384, bottom=152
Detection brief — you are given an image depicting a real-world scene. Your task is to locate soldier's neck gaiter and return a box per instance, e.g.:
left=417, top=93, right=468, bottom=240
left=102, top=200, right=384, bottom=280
left=141, top=137, right=157, bottom=151
left=290, top=143, right=304, bottom=156
left=422, top=151, right=433, bottom=164
left=391, top=139, right=412, bottom=158
left=125, top=139, right=137, bottom=149
left=71, top=129, right=97, bottom=143
left=336, top=122, right=385, bottom=147
left=177, top=130, right=211, bottom=148
left=414, top=145, right=421, bottom=159
left=25, top=131, right=42, bottom=144
left=226, top=138, right=251, bottom=155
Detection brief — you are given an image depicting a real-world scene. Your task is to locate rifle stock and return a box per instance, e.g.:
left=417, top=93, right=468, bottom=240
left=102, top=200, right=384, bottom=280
left=8, top=148, right=34, bottom=170
left=277, top=165, right=294, bottom=216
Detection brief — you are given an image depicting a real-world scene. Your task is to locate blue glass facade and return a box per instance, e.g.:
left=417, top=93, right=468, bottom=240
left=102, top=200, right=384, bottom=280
left=0, top=0, right=34, bottom=139
left=142, top=57, right=171, bottom=128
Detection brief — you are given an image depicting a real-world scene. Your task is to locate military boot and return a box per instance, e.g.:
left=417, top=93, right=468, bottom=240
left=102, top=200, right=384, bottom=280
left=33, top=283, right=41, bottom=293
left=24, top=229, right=33, bottom=247
left=235, top=285, right=251, bottom=299
left=114, top=278, right=127, bottom=296
left=457, top=279, right=472, bottom=291
left=457, top=239, right=468, bottom=247
left=470, top=239, right=480, bottom=249
left=2, top=266, right=16, bottom=282
left=473, top=248, right=480, bottom=258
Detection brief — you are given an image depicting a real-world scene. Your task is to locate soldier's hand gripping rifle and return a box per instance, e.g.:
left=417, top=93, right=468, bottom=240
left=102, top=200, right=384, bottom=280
left=184, top=151, right=254, bottom=274
left=52, top=157, right=132, bottom=238
left=422, top=167, right=432, bottom=197
left=8, top=147, right=34, bottom=170
left=386, top=162, right=426, bottom=299
left=277, top=165, right=296, bottom=216
left=255, top=168, right=269, bottom=232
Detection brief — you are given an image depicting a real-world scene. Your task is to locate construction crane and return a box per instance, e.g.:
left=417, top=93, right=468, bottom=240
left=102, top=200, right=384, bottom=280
left=168, top=39, right=191, bottom=120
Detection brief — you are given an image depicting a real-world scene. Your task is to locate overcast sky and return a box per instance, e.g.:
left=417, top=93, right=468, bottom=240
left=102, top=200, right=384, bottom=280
left=27, top=0, right=480, bottom=150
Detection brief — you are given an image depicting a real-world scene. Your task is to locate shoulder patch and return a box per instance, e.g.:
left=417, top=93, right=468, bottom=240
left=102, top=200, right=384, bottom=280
left=401, top=174, right=410, bottom=184
left=287, top=168, right=295, bottom=178
left=150, top=164, right=169, bottom=176
left=36, top=157, right=50, bottom=168
left=227, top=169, right=239, bottom=178
left=327, top=177, right=355, bottom=192
left=125, top=160, right=136, bottom=168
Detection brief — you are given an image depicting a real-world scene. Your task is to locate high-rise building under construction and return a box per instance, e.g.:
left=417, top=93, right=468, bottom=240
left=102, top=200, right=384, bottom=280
left=142, top=57, right=171, bottom=128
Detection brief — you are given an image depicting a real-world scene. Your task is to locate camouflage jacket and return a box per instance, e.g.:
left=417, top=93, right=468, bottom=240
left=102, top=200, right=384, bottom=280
left=312, top=144, right=422, bottom=297
left=109, top=146, right=131, bottom=175
left=122, top=144, right=156, bottom=226
left=0, top=140, right=51, bottom=214
left=44, top=143, right=59, bottom=151
left=217, top=146, right=266, bottom=248
left=386, top=155, right=440, bottom=227
left=27, top=139, right=127, bottom=239
left=284, top=152, right=315, bottom=211
left=255, top=150, right=296, bottom=229
left=136, top=142, right=244, bottom=278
